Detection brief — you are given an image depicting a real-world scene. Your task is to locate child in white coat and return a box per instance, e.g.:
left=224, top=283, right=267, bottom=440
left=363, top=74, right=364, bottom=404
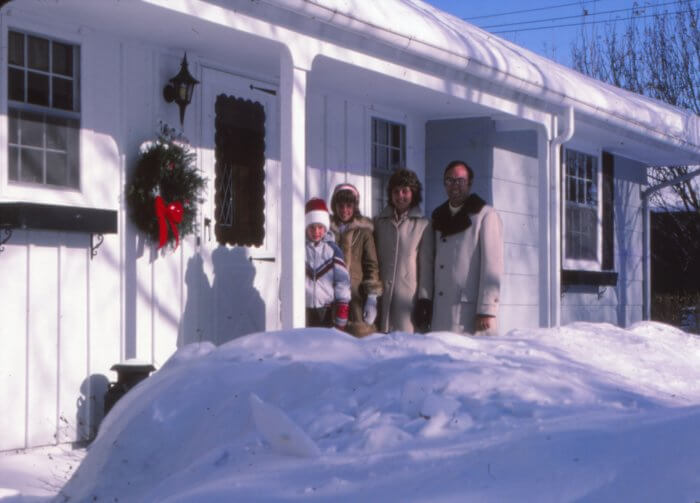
left=305, top=198, right=351, bottom=329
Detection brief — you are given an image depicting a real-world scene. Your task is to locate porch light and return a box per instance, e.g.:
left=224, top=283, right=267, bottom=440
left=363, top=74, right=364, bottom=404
left=163, top=53, right=199, bottom=126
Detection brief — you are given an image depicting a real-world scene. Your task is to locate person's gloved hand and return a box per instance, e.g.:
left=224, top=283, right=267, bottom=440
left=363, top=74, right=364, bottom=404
left=412, top=298, right=433, bottom=333
left=363, top=294, right=378, bottom=325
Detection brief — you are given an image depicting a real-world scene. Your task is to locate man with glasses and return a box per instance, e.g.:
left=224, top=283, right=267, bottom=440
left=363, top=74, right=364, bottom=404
left=430, top=160, right=503, bottom=335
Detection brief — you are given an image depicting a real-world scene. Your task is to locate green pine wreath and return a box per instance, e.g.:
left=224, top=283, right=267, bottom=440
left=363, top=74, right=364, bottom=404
left=126, top=124, right=206, bottom=248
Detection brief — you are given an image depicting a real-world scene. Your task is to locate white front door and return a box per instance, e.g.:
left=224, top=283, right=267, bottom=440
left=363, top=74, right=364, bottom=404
left=198, top=67, right=280, bottom=344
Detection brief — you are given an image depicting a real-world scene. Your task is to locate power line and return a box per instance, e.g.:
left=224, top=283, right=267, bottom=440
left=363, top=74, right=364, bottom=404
left=464, top=0, right=603, bottom=21
left=480, top=0, right=685, bottom=29
left=491, top=6, right=698, bottom=33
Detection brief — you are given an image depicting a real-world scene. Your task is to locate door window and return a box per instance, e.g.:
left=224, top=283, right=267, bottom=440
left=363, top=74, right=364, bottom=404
left=213, top=95, right=266, bottom=247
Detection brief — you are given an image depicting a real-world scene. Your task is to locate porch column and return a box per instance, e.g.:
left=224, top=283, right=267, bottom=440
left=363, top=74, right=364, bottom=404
left=537, top=125, right=552, bottom=327
left=279, top=50, right=309, bottom=328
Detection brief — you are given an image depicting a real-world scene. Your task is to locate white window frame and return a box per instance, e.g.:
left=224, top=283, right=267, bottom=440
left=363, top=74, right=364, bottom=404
left=562, top=144, right=603, bottom=271
left=369, top=115, right=406, bottom=216
left=1, top=19, right=84, bottom=205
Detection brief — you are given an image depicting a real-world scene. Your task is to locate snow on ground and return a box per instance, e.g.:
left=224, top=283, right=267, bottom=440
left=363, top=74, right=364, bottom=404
left=0, top=444, right=83, bottom=502
left=2, top=322, right=700, bottom=502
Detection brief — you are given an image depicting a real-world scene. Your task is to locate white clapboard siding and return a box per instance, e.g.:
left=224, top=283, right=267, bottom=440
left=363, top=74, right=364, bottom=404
left=306, top=92, right=326, bottom=199
left=0, top=229, right=124, bottom=449
left=58, top=233, right=89, bottom=443
left=87, top=233, right=122, bottom=440
left=0, top=230, right=29, bottom=451
left=27, top=233, right=60, bottom=447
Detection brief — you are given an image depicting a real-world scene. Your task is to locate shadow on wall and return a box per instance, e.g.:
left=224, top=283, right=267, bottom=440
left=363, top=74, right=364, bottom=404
left=615, top=181, right=636, bottom=327
left=179, top=246, right=265, bottom=346
left=179, top=253, right=211, bottom=347
left=77, top=373, right=110, bottom=442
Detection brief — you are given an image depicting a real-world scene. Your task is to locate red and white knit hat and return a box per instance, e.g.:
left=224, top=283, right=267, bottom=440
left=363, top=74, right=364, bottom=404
left=305, top=198, right=330, bottom=229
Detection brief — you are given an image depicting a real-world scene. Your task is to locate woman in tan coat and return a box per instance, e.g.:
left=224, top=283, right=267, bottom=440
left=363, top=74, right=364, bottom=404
left=330, top=183, right=383, bottom=337
left=374, top=169, right=434, bottom=333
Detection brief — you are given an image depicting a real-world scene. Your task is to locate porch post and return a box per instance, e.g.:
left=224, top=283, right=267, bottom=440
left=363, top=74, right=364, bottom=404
left=537, top=124, right=552, bottom=327
left=279, top=49, right=308, bottom=328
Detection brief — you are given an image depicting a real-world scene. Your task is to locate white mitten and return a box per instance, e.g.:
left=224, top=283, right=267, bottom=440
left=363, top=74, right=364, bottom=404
left=363, top=294, right=378, bottom=325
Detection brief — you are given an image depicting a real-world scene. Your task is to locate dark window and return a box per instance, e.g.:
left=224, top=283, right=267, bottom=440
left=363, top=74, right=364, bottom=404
left=371, top=117, right=405, bottom=216
left=213, top=94, right=266, bottom=247
left=7, top=30, right=80, bottom=189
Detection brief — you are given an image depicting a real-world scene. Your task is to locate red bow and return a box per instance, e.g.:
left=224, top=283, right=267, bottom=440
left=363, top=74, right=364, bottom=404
left=154, top=196, right=184, bottom=249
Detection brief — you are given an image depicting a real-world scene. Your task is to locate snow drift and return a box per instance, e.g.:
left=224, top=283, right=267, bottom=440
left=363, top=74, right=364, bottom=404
left=57, top=323, right=700, bottom=502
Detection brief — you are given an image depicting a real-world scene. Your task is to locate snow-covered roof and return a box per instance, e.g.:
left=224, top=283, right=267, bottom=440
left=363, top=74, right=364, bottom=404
left=269, top=0, right=700, bottom=160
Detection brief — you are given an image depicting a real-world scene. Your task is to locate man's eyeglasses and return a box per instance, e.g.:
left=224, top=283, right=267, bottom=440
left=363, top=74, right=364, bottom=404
left=444, top=177, right=469, bottom=187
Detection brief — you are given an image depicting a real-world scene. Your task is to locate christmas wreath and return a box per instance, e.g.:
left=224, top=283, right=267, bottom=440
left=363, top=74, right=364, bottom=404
left=126, top=124, right=206, bottom=249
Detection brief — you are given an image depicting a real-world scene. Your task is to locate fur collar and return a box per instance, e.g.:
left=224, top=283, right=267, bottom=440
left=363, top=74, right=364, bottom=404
left=431, top=194, right=486, bottom=237
left=330, top=215, right=374, bottom=235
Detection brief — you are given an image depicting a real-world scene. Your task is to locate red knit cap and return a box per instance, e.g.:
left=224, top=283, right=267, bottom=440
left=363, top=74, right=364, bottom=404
left=305, top=198, right=330, bottom=229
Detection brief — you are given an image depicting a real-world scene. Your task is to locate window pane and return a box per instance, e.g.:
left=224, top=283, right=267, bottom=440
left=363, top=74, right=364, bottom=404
left=21, top=112, right=44, bottom=147
left=52, top=76, right=73, bottom=110
left=565, top=230, right=574, bottom=259
left=569, top=206, right=579, bottom=232
left=9, top=146, right=20, bottom=181
left=586, top=181, right=597, bottom=205
left=9, top=31, right=25, bottom=65
left=28, top=36, right=49, bottom=71
left=8, top=109, right=20, bottom=144
left=46, top=151, right=68, bottom=185
left=27, top=71, right=49, bottom=106
left=46, top=115, right=68, bottom=149
left=20, top=113, right=44, bottom=148
left=390, top=148, right=402, bottom=170
left=20, top=148, right=43, bottom=183
left=581, top=208, right=597, bottom=259
left=63, top=119, right=79, bottom=188
left=376, top=145, right=387, bottom=171
left=567, top=178, right=575, bottom=202
left=566, top=154, right=575, bottom=176
left=391, top=124, right=402, bottom=148
left=8, top=67, right=25, bottom=102
left=375, top=120, right=387, bottom=145
left=52, top=42, right=73, bottom=76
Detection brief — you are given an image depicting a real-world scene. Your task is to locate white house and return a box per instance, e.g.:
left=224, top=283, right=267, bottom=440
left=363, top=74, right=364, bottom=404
left=1, top=0, right=698, bottom=451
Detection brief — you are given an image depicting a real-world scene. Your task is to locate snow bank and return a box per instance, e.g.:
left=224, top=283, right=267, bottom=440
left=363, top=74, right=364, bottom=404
left=57, top=323, right=700, bottom=502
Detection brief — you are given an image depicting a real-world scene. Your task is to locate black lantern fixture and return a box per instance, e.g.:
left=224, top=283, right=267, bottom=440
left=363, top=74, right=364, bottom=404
left=163, top=53, right=199, bottom=126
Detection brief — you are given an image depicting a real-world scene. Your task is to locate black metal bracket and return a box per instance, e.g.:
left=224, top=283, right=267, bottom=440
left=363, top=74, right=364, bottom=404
left=0, top=225, right=12, bottom=253
left=250, top=84, right=276, bottom=96
left=90, top=233, right=104, bottom=260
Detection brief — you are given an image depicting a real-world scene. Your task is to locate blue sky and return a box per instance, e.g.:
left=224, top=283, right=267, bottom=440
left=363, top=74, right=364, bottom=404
left=423, top=1, right=676, bottom=67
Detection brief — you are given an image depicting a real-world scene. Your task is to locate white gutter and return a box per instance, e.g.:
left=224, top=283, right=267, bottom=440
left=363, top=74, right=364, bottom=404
left=549, top=107, right=575, bottom=327
left=641, top=168, right=700, bottom=320
left=259, top=0, right=699, bottom=158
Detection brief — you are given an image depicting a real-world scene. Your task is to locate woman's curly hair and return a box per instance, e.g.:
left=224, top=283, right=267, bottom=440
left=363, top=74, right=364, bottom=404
left=387, top=168, right=422, bottom=208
